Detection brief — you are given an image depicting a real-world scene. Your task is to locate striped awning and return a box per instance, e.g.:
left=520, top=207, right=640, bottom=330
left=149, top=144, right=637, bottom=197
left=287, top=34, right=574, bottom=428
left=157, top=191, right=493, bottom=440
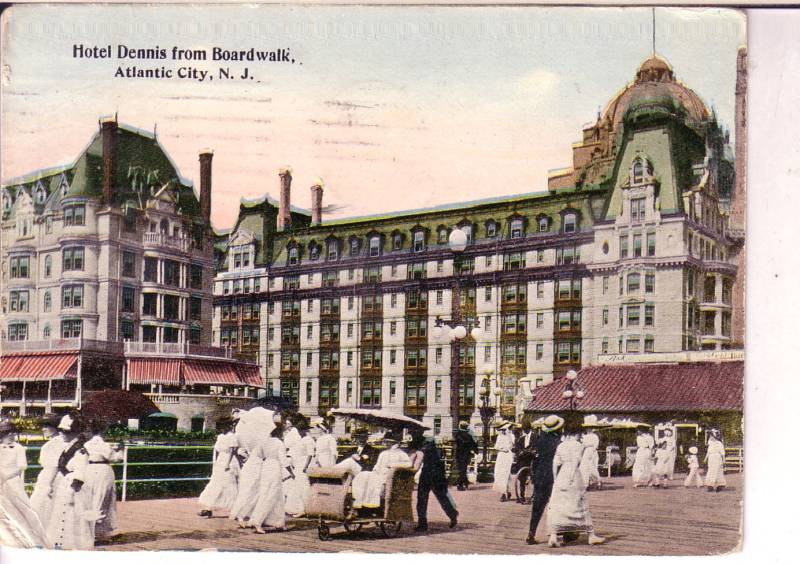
left=235, top=363, right=263, bottom=387
left=183, top=360, right=240, bottom=385
left=128, top=358, right=182, bottom=385
left=0, top=353, right=78, bottom=381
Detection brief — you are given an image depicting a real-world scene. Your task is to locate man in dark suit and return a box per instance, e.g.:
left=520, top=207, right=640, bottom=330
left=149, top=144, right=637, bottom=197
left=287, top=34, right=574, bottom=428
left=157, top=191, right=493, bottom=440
left=526, top=415, right=564, bottom=544
left=512, top=420, right=536, bottom=502
left=415, top=431, right=458, bottom=531
left=452, top=421, right=479, bottom=490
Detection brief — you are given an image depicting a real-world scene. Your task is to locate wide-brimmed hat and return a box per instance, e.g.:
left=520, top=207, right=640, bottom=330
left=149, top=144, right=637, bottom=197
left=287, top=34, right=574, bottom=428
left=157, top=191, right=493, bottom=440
left=542, top=415, right=565, bottom=433
left=57, top=414, right=83, bottom=432
left=458, top=421, right=469, bottom=430
left=497, top=422, right=512, bottom=431
left=689, top=446, right=698, bottom=454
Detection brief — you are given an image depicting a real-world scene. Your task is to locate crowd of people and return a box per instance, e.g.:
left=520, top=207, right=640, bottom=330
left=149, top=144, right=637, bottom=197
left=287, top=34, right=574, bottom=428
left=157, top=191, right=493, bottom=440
left=0, top=413, right=121, bottom=550
left=198, top=409, right=459, bottom=534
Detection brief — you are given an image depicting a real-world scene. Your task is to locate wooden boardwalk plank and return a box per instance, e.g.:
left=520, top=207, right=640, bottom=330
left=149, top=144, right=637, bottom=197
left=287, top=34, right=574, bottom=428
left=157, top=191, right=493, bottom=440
left=99, top=474, right=742, bottom=556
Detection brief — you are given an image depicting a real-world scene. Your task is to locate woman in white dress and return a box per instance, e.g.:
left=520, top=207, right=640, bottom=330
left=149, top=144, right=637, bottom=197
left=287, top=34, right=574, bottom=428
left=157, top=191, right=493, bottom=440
left=492, top=423, right=515, bottom=501
left=198, top=419, right=240, bottom=518
left=229, top=408, right=277, bottom=528
left=662, top=428, right=678, bottom=480
left=546, top=428, right=605, bottom=548
left=352, top=432, right=411, bottom=509
left=29, top=417, right=64, bottom=529
left=83, top=420, right=123, bottom=540
left=631, top=429, right=655, bottom=487
left=0, top=420, right=50, bottom=549
left=704, top=430, right=727, bottom=492
left=282, top=420, right=306, bottom=516
left=46, top=414, right=103, bottom=550
left=314, top=422, right=338, bottom=467
left=250, top=426, right=295, bottom=533
left=579, top=430, right=601, bottom=490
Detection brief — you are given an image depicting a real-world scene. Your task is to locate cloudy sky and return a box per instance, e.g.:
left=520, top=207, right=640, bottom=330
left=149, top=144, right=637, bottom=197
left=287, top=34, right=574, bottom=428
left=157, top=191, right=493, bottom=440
left=1, top=5, right=745, bottom=230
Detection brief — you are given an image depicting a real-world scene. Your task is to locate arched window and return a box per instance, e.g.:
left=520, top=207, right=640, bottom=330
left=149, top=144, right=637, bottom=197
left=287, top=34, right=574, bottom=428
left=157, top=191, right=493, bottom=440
left=309, top=243, right=320, bottom=261
left=349, top=238, right=360, bottom=256
left=326, top=239, right=339, bottom=261
left=510, top=218, right=524, bottom=239
left=485, top=220, right=497, bottom=238
left=44, top=255, right=52, bottom=278
left=538, top=216, right=550, bottom=233
left=563, top=212, right=577, bottom=233
left=35, top=187, right=46, bottom=204
left=438, top=228, right=448, bottom=244
left=159, top=219, right=169, bottom=234
left=43, top=325, right=51, bottom=339
left=288, top=246, right=299, bottom=265
left=632, top=160, right=644, bottom=184
left=43, top=291, right=52, bottom=312
left=369, top=235, right=381, bottom=257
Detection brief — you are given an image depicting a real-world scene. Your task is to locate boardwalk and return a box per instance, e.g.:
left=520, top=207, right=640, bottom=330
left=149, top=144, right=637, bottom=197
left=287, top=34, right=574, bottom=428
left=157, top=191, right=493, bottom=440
left=100, top=474, right=742, bottom=555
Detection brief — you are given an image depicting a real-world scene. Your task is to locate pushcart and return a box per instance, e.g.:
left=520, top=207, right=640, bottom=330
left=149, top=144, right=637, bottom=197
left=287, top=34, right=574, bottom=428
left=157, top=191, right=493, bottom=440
left=306, top=465, right=416, bottom=541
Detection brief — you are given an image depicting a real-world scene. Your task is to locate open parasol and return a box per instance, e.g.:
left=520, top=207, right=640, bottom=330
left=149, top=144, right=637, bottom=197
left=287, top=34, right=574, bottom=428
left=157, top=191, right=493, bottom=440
left=329, top=408, right=431, bottom=432
left=80, top=390, right=160, bottom=422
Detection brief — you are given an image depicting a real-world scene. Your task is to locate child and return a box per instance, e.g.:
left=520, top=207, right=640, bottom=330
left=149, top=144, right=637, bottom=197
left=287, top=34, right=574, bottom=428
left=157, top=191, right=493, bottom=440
left=653, top=441, right=671, bottom=487
left=684, top=446, right=703, bottom=488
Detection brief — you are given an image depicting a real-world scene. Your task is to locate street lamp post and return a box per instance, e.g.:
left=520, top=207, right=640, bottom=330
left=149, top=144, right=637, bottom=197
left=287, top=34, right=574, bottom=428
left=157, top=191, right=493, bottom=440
left=561, top=369, right=586, bottom=425
left=477, top=371, right=501, bottom=477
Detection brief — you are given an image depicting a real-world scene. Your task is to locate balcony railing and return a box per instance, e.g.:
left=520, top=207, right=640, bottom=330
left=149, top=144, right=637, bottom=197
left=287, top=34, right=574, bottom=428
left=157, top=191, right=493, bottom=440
left=0, top=338, right=124, bottom=354
left=124, top=341, right=236, bottom=359
left=143, top=232, right=190, bottom=252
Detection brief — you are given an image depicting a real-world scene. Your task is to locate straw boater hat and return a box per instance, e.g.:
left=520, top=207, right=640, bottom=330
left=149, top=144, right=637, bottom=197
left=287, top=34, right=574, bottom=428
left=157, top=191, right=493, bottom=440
left=497, top=422, right=512, bottom=431
left=542, top=415, right=564, bottom=433
left=689, top=446, right=698, bottom=454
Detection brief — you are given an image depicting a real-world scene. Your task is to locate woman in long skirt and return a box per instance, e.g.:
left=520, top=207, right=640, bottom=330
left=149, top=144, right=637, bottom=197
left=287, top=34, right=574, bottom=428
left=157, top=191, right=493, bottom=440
left=282, top=420, right=306, bottom=516
left=546, top=428, right=605, bottom=548
left=46, top=414, right=103, bottom=550
left=0, top=421, right=50, bottom=549
left=314, top=423, right=338, bottom=467
left=492, top=423, right=515, bottom=501
left=229, top=444, right=263, bottom=528
left=631, top=429, right=655, bottom=487
left=250, top=428, right=295, bottom=533
left=198, top=420, right=240, bottom=518
left=83, top=420, right=123, bottom=540
left=704, top=430, right=727, bottom=492
left=579, top=430, right=601, bottom=490
left=29, top=418, right=64, bottom=530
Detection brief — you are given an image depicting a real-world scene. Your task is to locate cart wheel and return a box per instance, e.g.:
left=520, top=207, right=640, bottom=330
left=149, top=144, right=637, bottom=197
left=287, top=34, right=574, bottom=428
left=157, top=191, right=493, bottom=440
left=380, top=521, right=402, bottom=538
left=318, top=523, right=331, bottom=541
left=343, top=521, right=363, bottom=533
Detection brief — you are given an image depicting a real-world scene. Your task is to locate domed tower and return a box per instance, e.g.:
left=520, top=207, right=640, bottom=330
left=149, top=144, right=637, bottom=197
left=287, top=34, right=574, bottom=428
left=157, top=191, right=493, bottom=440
left=549, top=55, right=713, bottom=191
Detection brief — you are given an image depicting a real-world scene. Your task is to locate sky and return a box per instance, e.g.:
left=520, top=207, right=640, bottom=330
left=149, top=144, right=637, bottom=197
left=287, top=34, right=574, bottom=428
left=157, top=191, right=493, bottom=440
left=1, top=5, right=745, bottom=230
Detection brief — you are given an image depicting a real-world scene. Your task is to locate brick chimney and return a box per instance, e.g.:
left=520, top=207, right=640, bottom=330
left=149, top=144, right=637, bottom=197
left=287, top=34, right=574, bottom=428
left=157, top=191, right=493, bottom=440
left=731, top=46, right=747, bottom=346
left=199, top=149, right=213, bottom=224
left=310, top=181, right=323, bottom=226
left=278, top=168, right=292, bottom=231
left=101, top=117, right=118, bottom=206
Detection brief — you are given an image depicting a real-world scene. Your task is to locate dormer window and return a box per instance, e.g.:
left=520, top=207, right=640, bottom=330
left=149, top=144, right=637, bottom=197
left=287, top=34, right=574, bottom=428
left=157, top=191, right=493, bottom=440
left=2, top=191, right=11, bottom=211
left=510, top=218, right=524, bottom=239
left=288, top=246, right=299, bottom=265
left=350, top=238, right=360, bottom=256
left=437, top=228, right=448, bottom=244
left=35, top=186, right=46, bottom=204
left=309, top=243, right=320, bottom=261
left=538, top=216, right=550, bottom=232
left=458, top=223, right=473, bottom=244
left=369, top=235, right=381, bottom=257
left=633, top=160, right=644, bottom=184
left=631, top=197, right=646, bottom=223
left=563, top=212, right=577, bottom=234
left=413, top=231, right=425, bottom=252
left=327, top=240, right=339, bottom=261
left=393, top=233, right=403, bottom=251
left=486, top=220, right=497, bottom=238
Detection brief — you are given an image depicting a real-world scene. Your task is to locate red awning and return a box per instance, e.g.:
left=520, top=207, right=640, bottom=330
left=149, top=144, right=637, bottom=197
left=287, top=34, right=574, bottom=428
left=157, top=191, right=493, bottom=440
left=0, top=353, right=78, bottom=381
left=184, top=360, right=240, bottom=385
left=128, top=358, right=182, bottom=385
left=235, top=363, right=263, bottom=387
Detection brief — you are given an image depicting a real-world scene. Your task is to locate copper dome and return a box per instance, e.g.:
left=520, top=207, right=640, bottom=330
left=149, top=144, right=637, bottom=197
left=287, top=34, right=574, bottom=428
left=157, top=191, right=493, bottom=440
left=601, top=55, right=710, bottom=135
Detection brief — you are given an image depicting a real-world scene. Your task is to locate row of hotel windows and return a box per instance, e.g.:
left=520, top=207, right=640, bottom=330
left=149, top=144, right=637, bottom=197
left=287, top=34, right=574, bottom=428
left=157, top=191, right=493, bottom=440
left=285, top=213, right=581, bottom=265
left=687, top=232, right=727, bottom=262
left=5, top=287, right=202, bottom=321
left=6, top=320, right=82, bottom=341
left=6, top=250, right=204, bottom=289
left=268, top=341, right=577, bottom=371
left=221, top=278, right=262, bottom=294
left=12, top=203, right=86, bottom=240
left=619, top=231, right=656, bottom=259
left=601, top=336, right=656, bottom=354
left=277, top=376, right=484, bottom=410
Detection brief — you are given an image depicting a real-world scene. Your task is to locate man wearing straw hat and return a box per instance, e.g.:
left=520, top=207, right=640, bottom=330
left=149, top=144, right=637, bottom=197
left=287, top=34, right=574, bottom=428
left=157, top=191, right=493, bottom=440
left=526, top=414, right=563, bottom=545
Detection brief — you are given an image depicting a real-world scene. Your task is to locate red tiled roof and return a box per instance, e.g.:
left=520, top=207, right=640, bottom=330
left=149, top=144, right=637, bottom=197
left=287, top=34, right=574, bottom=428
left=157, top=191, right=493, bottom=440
left=526, top=361, right=743, bottom=413
left=0, top=353, right=78, bottom=381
